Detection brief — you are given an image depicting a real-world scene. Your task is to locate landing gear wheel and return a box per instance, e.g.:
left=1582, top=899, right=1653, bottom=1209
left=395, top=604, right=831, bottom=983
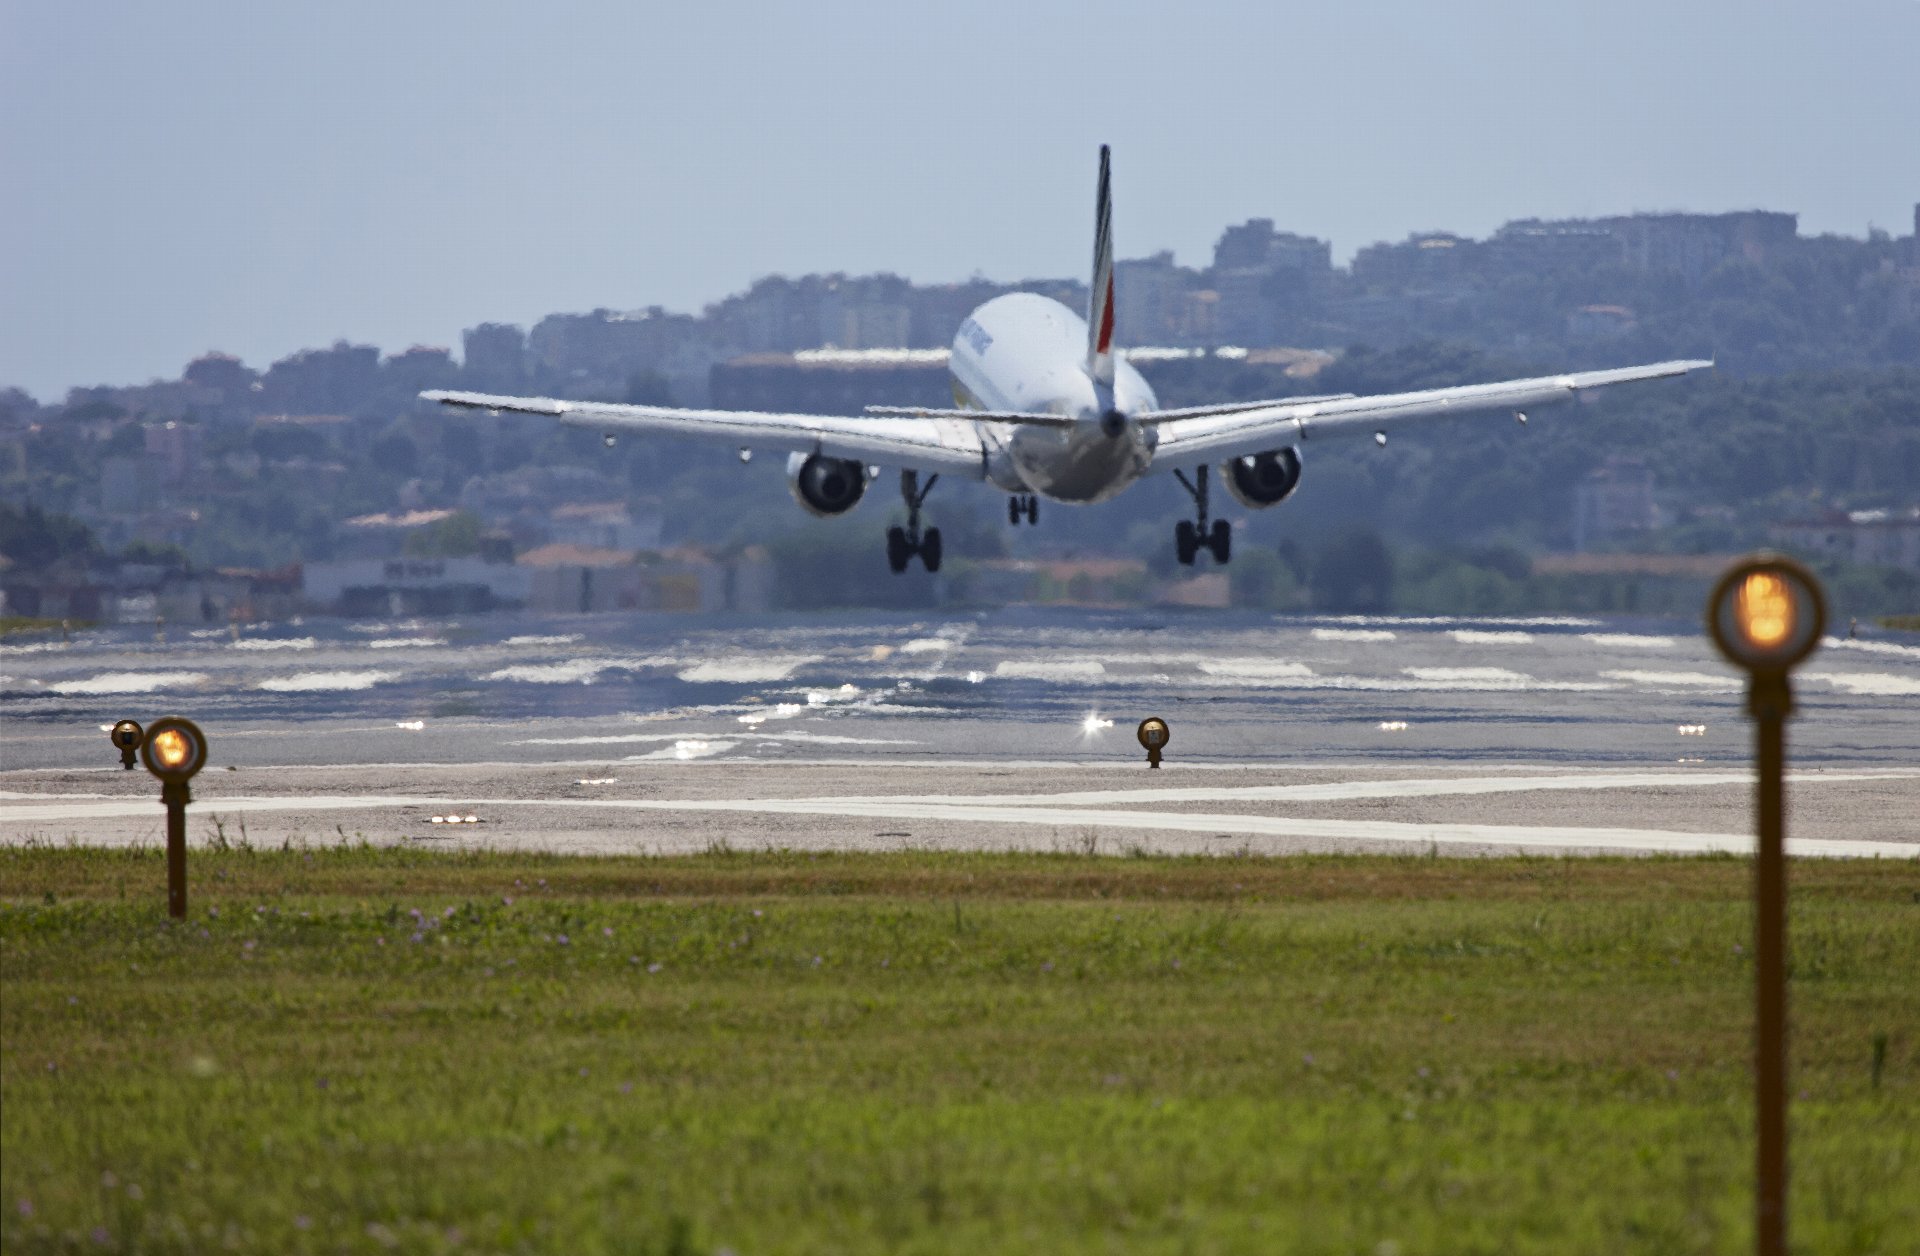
left=889, top=470, right=943, bottom=574
left=1208, top=519, right=1231, bottom=565
left=1173, top=466, right=1225, bottom=565
left=1008, top=496, right=1022, bottom=525
left=1025, top=496, right=1039, bottom=524
left=1175, top=520, right=1198, bottom=566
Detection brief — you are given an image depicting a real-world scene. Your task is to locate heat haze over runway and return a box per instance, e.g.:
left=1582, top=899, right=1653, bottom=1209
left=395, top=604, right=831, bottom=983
left=5, top=609, right=1917, bottom=858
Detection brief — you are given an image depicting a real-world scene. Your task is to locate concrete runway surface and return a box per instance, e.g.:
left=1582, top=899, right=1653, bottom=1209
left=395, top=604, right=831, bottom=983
left=5, top=609, right=1917, bottom=858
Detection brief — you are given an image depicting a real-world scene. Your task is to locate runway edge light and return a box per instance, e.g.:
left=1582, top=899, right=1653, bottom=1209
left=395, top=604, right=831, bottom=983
left=109, top=719, right=144, bottom=771
left=139, top=716, right=209, bottom=920
left=1704, top=552, right=1825, bottom=1256
left=1136, top=717, right=1170, bottom=769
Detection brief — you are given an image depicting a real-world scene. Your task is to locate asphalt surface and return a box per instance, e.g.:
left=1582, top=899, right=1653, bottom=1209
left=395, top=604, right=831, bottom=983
left=5, top=608, right=1917, bottom=858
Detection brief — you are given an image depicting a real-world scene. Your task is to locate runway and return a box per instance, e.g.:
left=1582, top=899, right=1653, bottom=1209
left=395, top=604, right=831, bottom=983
left=5, top=609, right=1917, bottom=858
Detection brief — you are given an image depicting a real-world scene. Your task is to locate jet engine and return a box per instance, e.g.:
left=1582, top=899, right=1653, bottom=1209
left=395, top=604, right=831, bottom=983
left=1222, top=447, right=1303, bottom=509
left=786, top=452, right=869, bottom=516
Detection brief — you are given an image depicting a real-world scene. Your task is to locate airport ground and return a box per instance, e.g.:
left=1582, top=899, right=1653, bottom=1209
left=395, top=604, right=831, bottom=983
left=3, top=844, right=1918, bottom=1255
left=4, top=610, right=1918, bottom=1251
left=4, top=609, right=1919, bottom=859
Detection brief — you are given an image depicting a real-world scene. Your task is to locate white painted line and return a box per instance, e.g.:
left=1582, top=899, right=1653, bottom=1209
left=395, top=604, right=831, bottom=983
left=817, top=770, right=1920, bottom=809
left=5, top=789, right=1914, bottom=858
left=608, top=797, right=1909, bottom=859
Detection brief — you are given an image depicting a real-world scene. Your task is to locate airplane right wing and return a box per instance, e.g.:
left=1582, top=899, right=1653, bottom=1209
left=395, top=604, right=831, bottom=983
left=1147, top=359, right=1713, bottom=465
left=421, top=390, right=989, bottom=476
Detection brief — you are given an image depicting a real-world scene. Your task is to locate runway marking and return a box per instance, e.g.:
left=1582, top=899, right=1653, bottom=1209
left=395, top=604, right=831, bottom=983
left=6, top=772, right=1917, bottom=858
left=597, top=798, right=1909, bottom=859
left=1807, top=672, right=1920, bottom=697
left=807, top=770, right=1920, bottom=809
left=256, top=670, right=397, bottom=692
left=1581, top=633, right=1678, bottom=649
left=47, top=672, right=209, bottom=695
left=1602, top=669, right=1739, bottom=689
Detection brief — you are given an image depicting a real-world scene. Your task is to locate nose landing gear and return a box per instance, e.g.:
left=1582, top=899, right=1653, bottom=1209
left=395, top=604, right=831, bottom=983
left=1007, top=494, right=1039, bottom=525
left=1172, top=465, right=1231, bottom=565
left=887, top=470, right=942, bottom=573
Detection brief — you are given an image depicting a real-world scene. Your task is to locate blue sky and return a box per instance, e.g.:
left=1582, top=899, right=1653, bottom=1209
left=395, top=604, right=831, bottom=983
left=3, top=0, right=1916, bottom=399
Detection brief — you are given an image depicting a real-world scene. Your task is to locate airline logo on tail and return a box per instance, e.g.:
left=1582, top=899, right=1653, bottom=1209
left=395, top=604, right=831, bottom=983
left=1087, top=143, right=1116, bottom=386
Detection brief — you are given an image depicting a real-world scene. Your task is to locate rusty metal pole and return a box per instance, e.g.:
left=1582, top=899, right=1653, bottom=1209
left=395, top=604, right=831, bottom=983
left=1750, top=673, right=1791, bottom=1256
left=1707, top=554, right=1822, bottom=1256
left=163, top=780, right=190, bottom=919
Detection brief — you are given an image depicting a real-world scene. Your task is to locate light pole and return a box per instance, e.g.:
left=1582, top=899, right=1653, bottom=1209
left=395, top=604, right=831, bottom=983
left=1705, top=553, right=1825, bottom=1256
left=140, top=716, right=209, bottom=919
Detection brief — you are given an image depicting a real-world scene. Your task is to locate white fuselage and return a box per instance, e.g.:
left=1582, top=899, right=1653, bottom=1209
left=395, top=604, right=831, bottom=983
left=948, top=293, right=1159, bottom=503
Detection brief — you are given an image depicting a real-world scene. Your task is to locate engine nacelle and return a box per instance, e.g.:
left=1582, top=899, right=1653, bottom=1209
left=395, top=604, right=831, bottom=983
left=1222, top=447, right=1303, bottom=509
left=786, top=452, right=869, bottom=517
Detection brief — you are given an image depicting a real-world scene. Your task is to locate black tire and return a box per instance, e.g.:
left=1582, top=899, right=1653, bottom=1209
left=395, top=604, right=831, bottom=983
left=1174, top=520, right=1198, bottom=565
left=1008, top=497, right=1021, bottom=525
left=1026, top=496, right=1039, bottom=525
left=1209, top=519, right=1231, bottom=565
left=920, top=527, right=943, bottom=573
left=886, top=526, right=911, bottom=574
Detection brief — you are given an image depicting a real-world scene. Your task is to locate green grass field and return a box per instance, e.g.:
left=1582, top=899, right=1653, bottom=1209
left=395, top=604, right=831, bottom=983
left=3, top=845, right=1916, bottom=1255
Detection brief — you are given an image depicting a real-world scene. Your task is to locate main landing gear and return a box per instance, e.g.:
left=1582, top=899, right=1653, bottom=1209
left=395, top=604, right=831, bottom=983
left=1172, top=465, right=1231, bottom=565
left=887, top=470, right=942, bottom=574
left=1007, top=494, right=1039, bottom=525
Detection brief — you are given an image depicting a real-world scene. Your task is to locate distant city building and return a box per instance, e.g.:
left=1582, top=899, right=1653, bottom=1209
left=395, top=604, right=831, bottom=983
left=381, top=346, right=457, bottom=397
left=1572, top=456, right=1662, bottom=551
left=461, top=323, right=528, bottom=390
left=181, top=352, right=260, bottom=419
left=1210, top=220, right=1332, bottom=344
left=520, top=544, right=772, bottom=614
left=300, top=555, right=531, bottom=616
left=1771, top=507, right=1920, bottom=573
left=709, top=349, right=952, bottom=413
left=142, top=420, right=204, bottom=485
left=260, top=341, right=380, bottom=415
left=1566, top=304, right=1638, bottom=339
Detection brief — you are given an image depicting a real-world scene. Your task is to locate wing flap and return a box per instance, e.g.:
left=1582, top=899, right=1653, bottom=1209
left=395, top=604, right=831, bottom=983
left=1151, top=360, right=1712, bottom=465
left=863, top=405, right=1078, bottom=427
left=421, top=390, right=987, bottom=475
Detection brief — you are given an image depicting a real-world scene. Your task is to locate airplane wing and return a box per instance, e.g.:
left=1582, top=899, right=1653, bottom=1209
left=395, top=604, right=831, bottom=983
left=1149, top=360, right=1713, bottom=466
left=420, top=390, right=988, bottom=476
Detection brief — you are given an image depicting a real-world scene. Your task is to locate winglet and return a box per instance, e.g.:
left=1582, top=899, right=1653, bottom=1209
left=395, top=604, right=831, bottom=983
left=1087, top=144, right=1116, bottom=386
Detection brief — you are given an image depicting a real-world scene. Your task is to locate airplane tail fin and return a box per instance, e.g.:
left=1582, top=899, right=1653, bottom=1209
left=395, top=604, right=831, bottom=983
left=1086, top=144, right=1116, bottom=385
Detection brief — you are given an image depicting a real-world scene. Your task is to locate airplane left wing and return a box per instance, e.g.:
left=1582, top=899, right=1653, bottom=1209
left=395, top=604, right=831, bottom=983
left=421, top=390, right=988, bottom=476
left=1149, top=360, right=1713, bottom=466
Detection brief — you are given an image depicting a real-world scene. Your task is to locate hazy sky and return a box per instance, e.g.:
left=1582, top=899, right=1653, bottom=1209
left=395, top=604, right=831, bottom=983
left=3, top=0, right=1916, bottom=399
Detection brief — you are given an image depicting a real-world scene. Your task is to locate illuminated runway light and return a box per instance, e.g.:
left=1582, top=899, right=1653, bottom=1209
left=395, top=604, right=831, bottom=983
left=576, top=778, right=618, bottom=786
left=737, top=713, right=766, bottom=725
left=395, top=720, right=425, bottom=731
left=1378, top=721, right=1410, bottom=732
left=1081, top=713, right=1116, bottom=736
left=1677, top=724, right=1708, bottom=736
left=966, top=671, right=986, bottom=684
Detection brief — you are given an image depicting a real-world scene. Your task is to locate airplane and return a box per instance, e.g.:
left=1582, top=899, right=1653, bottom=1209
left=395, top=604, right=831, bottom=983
left=423, top=147, right=1711, bottom=573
